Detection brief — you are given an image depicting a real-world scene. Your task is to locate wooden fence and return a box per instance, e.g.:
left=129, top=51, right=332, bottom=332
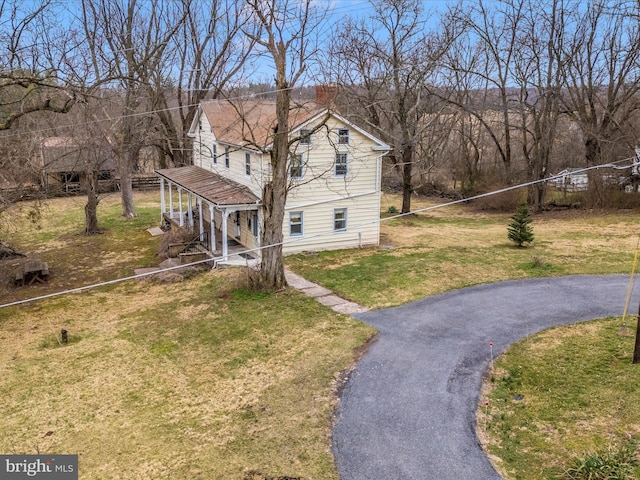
left=1, top=175, right=160, bottom=203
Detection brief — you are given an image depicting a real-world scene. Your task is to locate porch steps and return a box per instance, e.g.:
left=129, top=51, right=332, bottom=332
left=179, top=244, right=214, bottom=265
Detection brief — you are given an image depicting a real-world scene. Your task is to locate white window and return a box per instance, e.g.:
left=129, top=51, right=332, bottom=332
left=289, top=211, right=303, bottom=236
left=290, top=153, right=304, bottom=179
left=335, top=153, right=348, bottom=177
left=245, top=152, right=251, bottom=175
left=338, top=128, right=349, bottom=144
left=212, top=143, right=217, bottom=165
left=300, top=129, right=311, bottom=145
left=334, top=208, right=347, bottom=232
left=225, top=146, right=230, bottom=168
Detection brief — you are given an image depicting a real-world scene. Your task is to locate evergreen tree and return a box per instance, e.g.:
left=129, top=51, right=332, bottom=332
left=508, top=203, right=534, bottom=247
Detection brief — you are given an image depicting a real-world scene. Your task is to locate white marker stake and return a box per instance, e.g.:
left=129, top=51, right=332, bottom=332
left=489, top=342, right=494, bottom=372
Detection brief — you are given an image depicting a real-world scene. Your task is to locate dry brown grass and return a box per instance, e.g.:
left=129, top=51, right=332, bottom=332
left=0, top=194, right=374, bottom=479
left=0, top=271, right=374, bottom=479
left=478, top=318, right=640, bottom=479
left=290, top=194, right=640, bottom=309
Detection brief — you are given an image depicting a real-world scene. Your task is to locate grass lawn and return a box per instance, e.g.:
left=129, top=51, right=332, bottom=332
left=2, top=191, right=640, bottom=478
left=479, top=318, right=640, bottom=480
left=287, top=193, right=640, bottom=308
left=0, top=192, right=373, bottom=479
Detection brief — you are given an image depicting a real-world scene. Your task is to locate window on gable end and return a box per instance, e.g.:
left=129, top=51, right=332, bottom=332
left=212, top=143, right=217, bottom=165
left=225, top=146, right=230, bottom=168
left=300, top=129, right=311, bottom=145
left=338, top=128, right=349, bottom=144
left=290, top=153, right=304, bottom=179
left=245, top=152, right=251, bottom=176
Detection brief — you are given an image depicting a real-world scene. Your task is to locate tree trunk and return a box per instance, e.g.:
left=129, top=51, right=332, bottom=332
left=85, top=171, right=100, bottom=235
left=585, top=135, right=601, bottom=165
left=259, top=75, right=290, bottom=290
left=259, top=178, right=287, bottom=290
left=119, top=160, right=136, bottom=218
left=401, top=144, right=414, bottom=214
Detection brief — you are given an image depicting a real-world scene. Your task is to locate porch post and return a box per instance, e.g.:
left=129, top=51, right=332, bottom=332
left=198, top=197, right=204, bottom=241
left=209, top=203, right=216, bottom=252
left=160, top=177, right=166, bottom=221
left=168, top=181, right=174, bottom=220
left=178, top=187, right=184, bottom=227
left=222, top=209, right=230, bottom=261
left=187, top=193, right=193, bottom=228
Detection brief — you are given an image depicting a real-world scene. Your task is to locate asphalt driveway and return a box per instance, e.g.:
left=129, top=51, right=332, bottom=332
left=332, top=275, right=637, bottom=479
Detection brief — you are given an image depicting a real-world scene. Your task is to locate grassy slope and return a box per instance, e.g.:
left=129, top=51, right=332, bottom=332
left=287, top=194, right=640, bottom=308
left=0, top=193, right=373, bottom=479
left=2, top=192, right=640, bottom=478
left=480, top=318, right=640, bottom=479
left=0, top=275, right=372, bottom=479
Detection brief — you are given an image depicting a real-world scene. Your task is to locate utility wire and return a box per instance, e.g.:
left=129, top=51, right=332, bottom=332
left=1, top=157, right=637, bottom=310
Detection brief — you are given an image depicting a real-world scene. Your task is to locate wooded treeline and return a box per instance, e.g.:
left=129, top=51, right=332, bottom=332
left=1, top=0, right=639, bottom=220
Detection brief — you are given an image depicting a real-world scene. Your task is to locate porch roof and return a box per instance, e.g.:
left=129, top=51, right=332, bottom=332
left=156, top=166, right=260, bottom=206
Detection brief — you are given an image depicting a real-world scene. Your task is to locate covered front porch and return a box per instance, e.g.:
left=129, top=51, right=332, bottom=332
left=156, top=166, right=261, bottom=262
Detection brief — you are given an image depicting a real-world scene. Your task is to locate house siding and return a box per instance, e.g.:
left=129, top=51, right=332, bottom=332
left=190, top=107, right=385, bottom=256
left=281, top=116, right=382, bottom=254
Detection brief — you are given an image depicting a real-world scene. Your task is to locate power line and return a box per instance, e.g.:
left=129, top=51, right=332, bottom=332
left=1, top=157, right=637, bottom=310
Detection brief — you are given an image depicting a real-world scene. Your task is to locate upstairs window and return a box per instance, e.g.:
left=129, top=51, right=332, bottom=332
left=290, top=153, right=304, bottom=179
left=212, top=143, right=217, bottom=165
left=338, top=128, right=349, bottom=145
left=335, top=153, right=348, bottom=177
left=300, top=129, right=311, bottom=145
left=225, top=146, right=230, bottom=168
left=245, top=152, right=251, bottom=175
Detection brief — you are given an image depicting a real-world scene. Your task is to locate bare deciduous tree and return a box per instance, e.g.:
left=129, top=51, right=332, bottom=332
left=0, top=1, right=83, bottom=130
left=512, top=0, right=564, bottom=211
left=81, top=0, right=186, bottom=218
left=558, top=0, right=640, bottom=166
left=242, top=0, right=326, bottom=290
left=333, top=0, right=454, bottom=213
left=147, top=0, right=254, bottom=169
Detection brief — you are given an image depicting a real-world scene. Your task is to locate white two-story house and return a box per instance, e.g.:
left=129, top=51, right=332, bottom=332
left=156, top=95, right=390, bottom=261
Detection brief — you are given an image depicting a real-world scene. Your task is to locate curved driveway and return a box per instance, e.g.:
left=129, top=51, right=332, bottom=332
left=332, top=275, right=637, bottom=479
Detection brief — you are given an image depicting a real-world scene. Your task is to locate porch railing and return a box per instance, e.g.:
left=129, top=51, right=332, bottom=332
left=183, top=231, right=210, bottom=253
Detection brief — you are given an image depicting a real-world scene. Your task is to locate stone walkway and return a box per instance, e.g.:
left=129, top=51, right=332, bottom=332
left=284, top=269, right=369, bottom=315
left=134, top=252, right=369, bottom=316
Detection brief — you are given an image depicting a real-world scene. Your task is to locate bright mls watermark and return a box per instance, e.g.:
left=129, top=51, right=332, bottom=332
left=1, top=455, right=77, bottom=479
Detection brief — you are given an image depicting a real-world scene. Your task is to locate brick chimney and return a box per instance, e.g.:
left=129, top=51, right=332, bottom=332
left=315, top=84, right=337, bottom=106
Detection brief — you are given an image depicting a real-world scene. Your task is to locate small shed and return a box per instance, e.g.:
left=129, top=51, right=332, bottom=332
left=549, top=168, right=589, bottom=192
left=41, top=137, right=117, bottom=194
